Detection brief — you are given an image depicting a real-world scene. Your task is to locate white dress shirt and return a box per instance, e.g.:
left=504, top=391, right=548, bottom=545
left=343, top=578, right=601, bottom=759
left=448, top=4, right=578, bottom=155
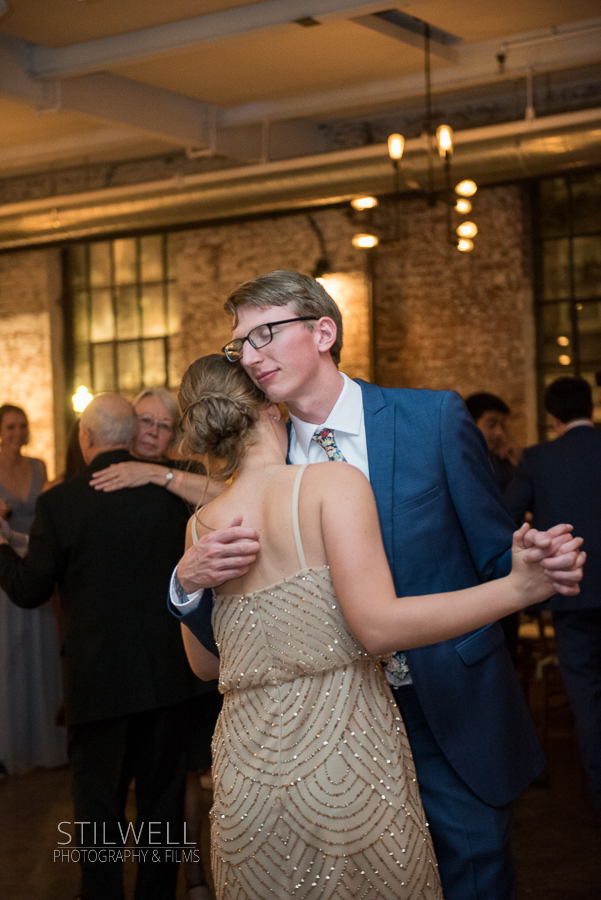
left=288, top=373, right=370, bottom=480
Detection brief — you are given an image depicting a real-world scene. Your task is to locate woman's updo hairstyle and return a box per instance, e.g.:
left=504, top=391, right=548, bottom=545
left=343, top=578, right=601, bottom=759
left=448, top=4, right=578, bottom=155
left=178, top=354, right=268, bottom=481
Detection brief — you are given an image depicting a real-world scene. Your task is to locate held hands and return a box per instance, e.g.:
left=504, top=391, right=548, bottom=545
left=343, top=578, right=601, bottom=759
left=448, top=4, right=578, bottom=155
left=521, top=522, right=585, bottom=595
left=510, top=523, right=584, bottom=606
left=177, top=516, right=260, bottom=593
left=90, top=462, right=153, bottom=491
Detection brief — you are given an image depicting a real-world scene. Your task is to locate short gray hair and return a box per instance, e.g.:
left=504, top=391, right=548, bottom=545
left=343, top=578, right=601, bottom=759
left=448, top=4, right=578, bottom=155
left=134, top=387, right=179, bottom=424
left=81, top=394, right=136, bottom=447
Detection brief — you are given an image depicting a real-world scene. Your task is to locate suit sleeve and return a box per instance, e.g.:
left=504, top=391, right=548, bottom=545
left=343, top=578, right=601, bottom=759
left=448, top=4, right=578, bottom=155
left=0, top=496, right=61, bottom=608
left=168, top=576, right=219, bottom=657
left=440, top=391, right=515, bottom=581
left=504, top=454, right=535, bottom=527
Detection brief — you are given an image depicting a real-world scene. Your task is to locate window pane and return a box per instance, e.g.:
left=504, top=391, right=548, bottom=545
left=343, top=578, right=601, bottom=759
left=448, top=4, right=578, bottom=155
left=74, top=343, right=91, bottom=391
left=141, top=285, right=166, bottom=337
left=539, top=303, right=573, bottom=367
left=71, top=244, right=88, bottom=291
left=117, top=341, right=142, bottom=392
left=570, top=173, right=601, bottom=235
left=74, top=291, right=90, bottom=342
left=167, top=235, right=177, bottom=280
left=90, top=242, right=112, bottom=288
left=168, top=334, right=181, bottom=389
left=542, top=239, right=570, bottom=300
left=573, top=236, right=601, bottom=299
left=167, top=283, right=180, bottom=336
left=91, top=289, right=114, bottom=342
left=539, top=178, right=570, bottom=239
left=577, top=302, right=601, bottom=363
left=93, top=344, right=115, bottom=392
left=140, top=235, right=164, bottom=283
left=113, top=238, right=137, bottom=286
left=116, top=285, right=140, bottom=340
left=143, top=338, right=166, bottom=387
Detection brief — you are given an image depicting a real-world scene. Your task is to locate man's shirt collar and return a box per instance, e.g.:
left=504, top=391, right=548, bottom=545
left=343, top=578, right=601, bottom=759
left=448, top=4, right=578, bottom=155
left=288, top=373, right=363, bottom=455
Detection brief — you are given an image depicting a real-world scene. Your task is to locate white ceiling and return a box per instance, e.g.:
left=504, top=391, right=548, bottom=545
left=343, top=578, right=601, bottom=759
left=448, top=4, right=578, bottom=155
left=0, top=1, right=600, bottom=179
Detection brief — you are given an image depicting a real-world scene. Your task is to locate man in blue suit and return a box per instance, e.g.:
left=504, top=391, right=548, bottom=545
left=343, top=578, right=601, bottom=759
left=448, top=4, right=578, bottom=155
left=505, top=376, right=601, bottom=812
left=170, top=271, right=582, bottom=900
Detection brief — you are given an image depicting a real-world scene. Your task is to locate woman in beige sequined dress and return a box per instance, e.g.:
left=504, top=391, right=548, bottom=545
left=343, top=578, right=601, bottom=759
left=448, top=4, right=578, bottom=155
left=178, top=355, right=580, bottom=900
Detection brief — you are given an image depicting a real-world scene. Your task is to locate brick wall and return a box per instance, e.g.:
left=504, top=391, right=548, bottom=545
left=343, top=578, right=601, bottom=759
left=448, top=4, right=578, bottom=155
left=0, top=249, right=62, bottom=479
left=372, top=183, right=536, bottom=447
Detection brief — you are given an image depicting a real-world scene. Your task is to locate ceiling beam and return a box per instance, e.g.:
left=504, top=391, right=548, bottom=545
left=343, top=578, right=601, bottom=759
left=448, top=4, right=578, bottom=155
left=353, top=10, right=461, bottom=63
left=0, top=37, right=258, bottom=160
left=30, top=1, right=399, bottom=79
left=60, top=73, right=213, bottom=147
left=220, top=19, right=601, bottom=126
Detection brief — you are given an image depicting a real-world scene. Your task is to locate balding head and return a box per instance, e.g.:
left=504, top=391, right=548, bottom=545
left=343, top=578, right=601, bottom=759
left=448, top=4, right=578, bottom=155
left=79, top=394, right=136, bottom=464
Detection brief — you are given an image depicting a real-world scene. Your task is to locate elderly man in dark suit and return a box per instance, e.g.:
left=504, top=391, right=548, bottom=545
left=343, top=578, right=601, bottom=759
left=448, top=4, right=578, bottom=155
left=505, top=376, right=601, bottom=812
left=0, top=394, right=195, bottom=900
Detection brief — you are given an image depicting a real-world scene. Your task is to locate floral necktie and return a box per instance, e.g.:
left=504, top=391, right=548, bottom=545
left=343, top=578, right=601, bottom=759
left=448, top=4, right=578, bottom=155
left=312, top=426, right=408, bottom=683
left=311, top=427, right=347, bottom=462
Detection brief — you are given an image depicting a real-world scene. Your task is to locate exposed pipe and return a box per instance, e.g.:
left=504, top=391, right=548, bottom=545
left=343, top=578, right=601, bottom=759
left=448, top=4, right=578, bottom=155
left=0, top=107, right=600, bottom=249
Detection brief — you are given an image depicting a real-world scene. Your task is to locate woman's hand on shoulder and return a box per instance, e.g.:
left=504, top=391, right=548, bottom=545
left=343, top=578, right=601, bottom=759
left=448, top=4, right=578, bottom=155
left=90, top=461, right=156, bottom=491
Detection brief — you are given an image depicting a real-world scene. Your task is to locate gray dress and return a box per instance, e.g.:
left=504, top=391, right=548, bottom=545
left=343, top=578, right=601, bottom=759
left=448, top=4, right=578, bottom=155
left=0, top=458, right=67, bottom=773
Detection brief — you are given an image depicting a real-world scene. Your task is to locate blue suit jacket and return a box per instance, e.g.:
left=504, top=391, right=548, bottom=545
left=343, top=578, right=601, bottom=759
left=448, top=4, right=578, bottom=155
left=175, top=381, right=544, bottom=805
left=505, top=423, right=601, bottom=611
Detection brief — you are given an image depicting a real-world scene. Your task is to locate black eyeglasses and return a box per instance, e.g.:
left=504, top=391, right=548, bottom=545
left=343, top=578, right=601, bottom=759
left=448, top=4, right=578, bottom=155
left=222, top=317, right=317, bottom=362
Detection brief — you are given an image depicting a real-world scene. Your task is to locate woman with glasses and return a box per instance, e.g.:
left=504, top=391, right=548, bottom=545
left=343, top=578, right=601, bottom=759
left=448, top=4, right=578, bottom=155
left=176, top=353, right=582, bottom=900
left=91, top=387, right=221, bottom=508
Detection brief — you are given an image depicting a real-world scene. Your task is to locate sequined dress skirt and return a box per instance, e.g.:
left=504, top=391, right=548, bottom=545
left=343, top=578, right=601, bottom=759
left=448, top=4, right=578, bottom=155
left=210, top=567, right=442, bottom=900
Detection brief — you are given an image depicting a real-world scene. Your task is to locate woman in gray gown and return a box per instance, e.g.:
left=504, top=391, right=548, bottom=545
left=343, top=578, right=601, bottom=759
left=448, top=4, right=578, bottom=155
left=0, top=404, right=67, bottom=774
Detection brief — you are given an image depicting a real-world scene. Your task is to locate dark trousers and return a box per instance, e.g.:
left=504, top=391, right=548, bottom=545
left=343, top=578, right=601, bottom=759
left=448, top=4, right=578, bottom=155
left=392, top=684, right=516, bottom=900
left=68, top=702, right=189, bottom=900
left=553, top=608, right=601, bottom=809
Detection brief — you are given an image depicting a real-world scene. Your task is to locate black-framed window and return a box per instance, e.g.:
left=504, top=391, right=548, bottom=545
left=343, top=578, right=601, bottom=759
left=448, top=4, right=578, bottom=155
left=534, top=170, right=601, bottom=436
left=67, top=234, right=180, bottom=397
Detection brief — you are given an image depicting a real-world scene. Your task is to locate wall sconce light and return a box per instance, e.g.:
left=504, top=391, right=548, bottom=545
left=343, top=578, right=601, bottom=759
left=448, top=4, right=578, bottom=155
left=456, top=221, right=478, bottom=239
left=351, top=196, right=379, bottom=210
left=457, top=238, right=474, bottom=252
left=72, top=385, right=93, bottom=413
left=436, top=125, right=453, bottom=158
left=387, top=134, right=405, bottom=161
left=455, top=179, right=478, bottom=197
left=352, top=233, right=379, bottom=249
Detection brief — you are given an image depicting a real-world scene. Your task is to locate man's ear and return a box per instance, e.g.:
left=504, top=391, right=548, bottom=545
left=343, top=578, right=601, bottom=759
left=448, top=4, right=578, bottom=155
left=313, top=317, right=337, bottom=355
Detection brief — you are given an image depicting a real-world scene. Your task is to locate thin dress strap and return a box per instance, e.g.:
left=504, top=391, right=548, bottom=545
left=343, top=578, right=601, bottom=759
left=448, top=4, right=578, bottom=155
left=191, top=512, right=200, bottom=544
left=291, top=464, right=308, bottom=571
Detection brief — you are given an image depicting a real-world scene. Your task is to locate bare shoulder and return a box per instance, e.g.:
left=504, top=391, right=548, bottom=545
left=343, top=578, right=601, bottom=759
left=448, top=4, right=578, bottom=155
left=300, top=461, right=372, bottom=496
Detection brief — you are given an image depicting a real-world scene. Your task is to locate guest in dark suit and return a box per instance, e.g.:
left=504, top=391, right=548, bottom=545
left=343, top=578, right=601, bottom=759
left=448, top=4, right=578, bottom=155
left=0, top=394, right=196, bottom=900
left=168, top=271, right=584, bottom=900
left=505, top=376, right=601, bottom=810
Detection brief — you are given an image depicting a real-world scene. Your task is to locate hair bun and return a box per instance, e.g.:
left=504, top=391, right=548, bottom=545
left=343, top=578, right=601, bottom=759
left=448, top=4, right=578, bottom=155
left=178, top=355, right=267, bottom=481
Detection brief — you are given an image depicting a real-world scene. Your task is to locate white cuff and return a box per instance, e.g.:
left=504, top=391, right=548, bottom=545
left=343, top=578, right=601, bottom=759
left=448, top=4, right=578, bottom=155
left=170, top=568, right=203, bottom=612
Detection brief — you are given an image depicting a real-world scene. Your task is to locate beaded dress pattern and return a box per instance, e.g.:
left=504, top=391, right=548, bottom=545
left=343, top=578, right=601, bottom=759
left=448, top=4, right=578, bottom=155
left=207, top=465, right=442, bottom=900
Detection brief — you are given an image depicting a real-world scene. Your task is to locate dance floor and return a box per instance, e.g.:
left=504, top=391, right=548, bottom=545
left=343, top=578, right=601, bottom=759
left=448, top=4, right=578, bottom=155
left=0, top=700, right=599, bottom=900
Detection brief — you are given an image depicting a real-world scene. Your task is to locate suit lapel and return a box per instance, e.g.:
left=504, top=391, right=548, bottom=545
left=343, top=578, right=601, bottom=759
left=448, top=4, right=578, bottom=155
left=358, top=380, right=395, bottom=565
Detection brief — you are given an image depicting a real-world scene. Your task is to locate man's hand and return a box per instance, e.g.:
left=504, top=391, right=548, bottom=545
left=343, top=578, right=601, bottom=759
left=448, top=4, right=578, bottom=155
left=522, top=523, right=585, bottom=596
left=177, top=516, right=260, bottom=593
